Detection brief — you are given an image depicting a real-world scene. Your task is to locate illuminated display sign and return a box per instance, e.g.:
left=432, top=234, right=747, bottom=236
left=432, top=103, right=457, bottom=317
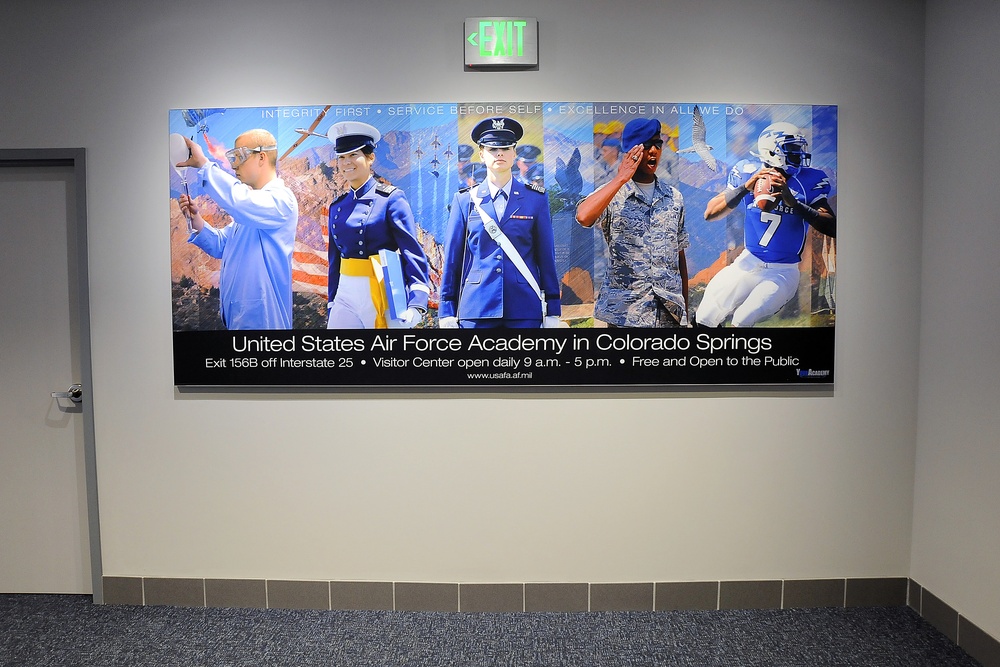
left=168, top=100, right=839, bottom=389
left=464, top=17, right=538, bottom=70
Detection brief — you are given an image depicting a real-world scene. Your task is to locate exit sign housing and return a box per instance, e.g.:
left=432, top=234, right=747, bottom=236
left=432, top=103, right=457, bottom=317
left=464, top=18, right=539, bottom=71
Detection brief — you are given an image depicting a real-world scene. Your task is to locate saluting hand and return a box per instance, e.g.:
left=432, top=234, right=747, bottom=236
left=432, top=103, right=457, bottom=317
left=617, top=144, right=645, bottom=182
left=575, top=143, right=645, bottom=228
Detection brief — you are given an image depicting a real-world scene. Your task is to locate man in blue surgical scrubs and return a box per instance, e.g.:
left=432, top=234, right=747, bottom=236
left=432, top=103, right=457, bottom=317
left=178, top=130, right=298, bottom=329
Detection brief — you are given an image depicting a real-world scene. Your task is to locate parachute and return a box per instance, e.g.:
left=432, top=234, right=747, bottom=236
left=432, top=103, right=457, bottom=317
left=181, top=108, right=226, bottom=134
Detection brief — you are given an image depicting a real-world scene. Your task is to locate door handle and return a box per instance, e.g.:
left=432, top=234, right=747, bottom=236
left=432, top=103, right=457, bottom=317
left=51, top=384, right=83, bottom=403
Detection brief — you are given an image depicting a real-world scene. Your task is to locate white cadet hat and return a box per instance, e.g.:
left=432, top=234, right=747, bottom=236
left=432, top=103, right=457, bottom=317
left=328, top=121, right=381, bottom=155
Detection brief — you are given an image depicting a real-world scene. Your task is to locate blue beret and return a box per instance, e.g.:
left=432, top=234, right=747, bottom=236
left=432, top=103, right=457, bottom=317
left=601, top=137, right=622, bottom=150
left=621, top=118, right=661, bottom=151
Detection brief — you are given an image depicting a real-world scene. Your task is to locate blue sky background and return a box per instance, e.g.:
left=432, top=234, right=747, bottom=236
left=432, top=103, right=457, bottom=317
left=168, top=102, right=836, bottom=281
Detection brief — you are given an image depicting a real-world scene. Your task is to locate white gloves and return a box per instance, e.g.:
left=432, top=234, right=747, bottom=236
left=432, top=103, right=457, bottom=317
left=438, top=316, right=565, bottom=328
left=398, top=307, right=422, bottom=328
left=386, top=307, right=423, bottom=328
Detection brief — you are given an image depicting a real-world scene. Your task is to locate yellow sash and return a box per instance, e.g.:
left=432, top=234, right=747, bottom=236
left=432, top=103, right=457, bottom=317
left=340, top=256, right=388, bottom=328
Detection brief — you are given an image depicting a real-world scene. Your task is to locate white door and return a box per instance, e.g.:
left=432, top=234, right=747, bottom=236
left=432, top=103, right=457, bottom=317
left=0, top=159, right=96, bottom=594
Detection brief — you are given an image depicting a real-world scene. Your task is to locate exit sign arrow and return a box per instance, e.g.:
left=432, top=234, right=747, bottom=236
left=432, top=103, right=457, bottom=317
left=464, top=17, right=538, bottom=70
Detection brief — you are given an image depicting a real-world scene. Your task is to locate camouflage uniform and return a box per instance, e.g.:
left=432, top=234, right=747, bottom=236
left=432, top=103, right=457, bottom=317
left=593, top=178, right=688, bottom=327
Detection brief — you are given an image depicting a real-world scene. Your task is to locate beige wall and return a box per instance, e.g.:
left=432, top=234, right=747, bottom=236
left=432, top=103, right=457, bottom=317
left=2, top=0, right=934, bottom=600
left=912, top=0, right=1000, bottom=640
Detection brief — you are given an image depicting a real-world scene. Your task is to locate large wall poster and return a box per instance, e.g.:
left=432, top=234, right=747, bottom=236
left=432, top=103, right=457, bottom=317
left=169, top=102, right=837, bottom=387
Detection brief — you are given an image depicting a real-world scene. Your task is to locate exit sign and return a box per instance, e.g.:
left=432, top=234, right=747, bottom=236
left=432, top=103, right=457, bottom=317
left=464, top=18, right=538, bottom=70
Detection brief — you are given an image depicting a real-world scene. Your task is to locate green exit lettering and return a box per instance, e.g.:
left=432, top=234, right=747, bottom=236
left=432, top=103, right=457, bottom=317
left=473, top=20, right=527, bottom=57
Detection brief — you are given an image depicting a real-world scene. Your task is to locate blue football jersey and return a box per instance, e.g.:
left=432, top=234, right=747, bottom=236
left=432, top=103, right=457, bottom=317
left=728, top=160, right=833, bottom=264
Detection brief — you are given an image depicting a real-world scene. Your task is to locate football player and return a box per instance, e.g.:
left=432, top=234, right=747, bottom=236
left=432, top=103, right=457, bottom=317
left=695, top=122, right=836, bottom=327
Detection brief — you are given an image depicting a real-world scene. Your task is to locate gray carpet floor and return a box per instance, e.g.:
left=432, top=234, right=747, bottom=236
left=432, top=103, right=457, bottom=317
left=0, top=594, right=982, bottom=666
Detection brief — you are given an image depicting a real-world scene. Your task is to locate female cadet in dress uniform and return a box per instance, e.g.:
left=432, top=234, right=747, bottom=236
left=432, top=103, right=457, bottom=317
left=438, top=117, right=562, bottom=329
left=326, top=121, right=430, bottom=329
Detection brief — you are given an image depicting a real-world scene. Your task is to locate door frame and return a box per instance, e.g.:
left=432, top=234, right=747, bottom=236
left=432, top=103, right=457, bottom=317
left=0, top=148, right=103, bottom=603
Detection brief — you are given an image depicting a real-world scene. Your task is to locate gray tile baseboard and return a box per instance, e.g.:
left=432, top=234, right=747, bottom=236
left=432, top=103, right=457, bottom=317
left=908, top=579, right=1000, bottom=667
left=205, top=578, right=266, bottom=609
left=655, top=581, right=718, bottom=611
left=102, top=576, right=143, bottom=606
left=330, top=581, right=394, bottom=611
left=959, top=616, right=1000, bottom=667
left=266, top=580, right=330, bottom=610
left=142, top=577, right=204, bottom=608
left=525, top=582, right=588, bottom=612
left=100, top=575, right=906, bottom=612
left=395, top=582, right=458, bottom=612
left=846, top=576, right=908, bottom=608
left=101, top=576, right=999, bottom=666
left=591, top=582, right=653, bottom=611
left=460, top=583, right=523, bottom=612
left=783, top=578, right=845, bottom=609
left=719, top=579, right=783, bottom=610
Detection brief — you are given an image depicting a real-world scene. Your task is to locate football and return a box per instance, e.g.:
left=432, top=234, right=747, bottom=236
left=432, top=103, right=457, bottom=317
left=753, top=173, right=778, bottom=212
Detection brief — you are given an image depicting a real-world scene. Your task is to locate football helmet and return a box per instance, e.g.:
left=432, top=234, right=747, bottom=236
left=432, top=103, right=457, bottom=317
left=753, top=122, right=811, bottom=176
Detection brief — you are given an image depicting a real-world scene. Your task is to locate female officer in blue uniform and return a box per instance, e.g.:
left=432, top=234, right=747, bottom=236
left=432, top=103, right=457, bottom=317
left=439, top=117, right=562, bottom=328
left=326, top=121, right=430, bottom=329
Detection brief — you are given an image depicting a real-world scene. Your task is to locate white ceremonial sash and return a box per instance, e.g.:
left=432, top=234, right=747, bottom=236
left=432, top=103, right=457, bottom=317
left=470, top=192, right=546, bottom=318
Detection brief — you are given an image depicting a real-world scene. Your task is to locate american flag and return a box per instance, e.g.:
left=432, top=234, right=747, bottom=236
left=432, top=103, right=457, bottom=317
left=291, top=211, right=328, bottom=295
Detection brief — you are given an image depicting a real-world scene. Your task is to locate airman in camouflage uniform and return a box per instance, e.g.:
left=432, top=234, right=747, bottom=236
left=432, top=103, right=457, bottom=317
left=592, top=179, right=687, bottom=326
left=576, top=118, right=689, bottom=327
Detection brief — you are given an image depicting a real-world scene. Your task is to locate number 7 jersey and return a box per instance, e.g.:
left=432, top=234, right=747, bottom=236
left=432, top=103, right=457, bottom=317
left=729, top=159, right=833, bottom=264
